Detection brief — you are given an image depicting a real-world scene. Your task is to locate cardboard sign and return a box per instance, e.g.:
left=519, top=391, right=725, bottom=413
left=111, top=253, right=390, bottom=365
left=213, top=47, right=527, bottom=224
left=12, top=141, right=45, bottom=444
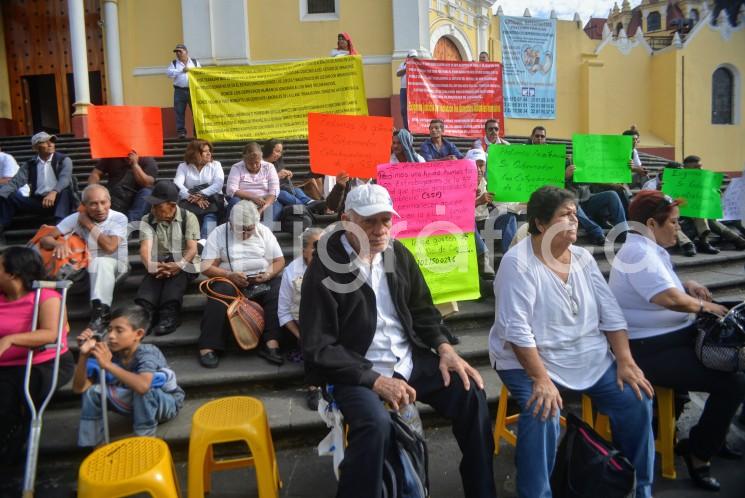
left=721, top=177, right=745, bottom=221
left=377, top=160, right=477, bottom=239
left=486, top=144, right=566, bottom=202
left=88, top=106, right=163, bottom=159
left=308, top=113, right=393, bottom=179
left=662, top=168, right=724, bottom=219
left=572, top=134, right=632, bottom=184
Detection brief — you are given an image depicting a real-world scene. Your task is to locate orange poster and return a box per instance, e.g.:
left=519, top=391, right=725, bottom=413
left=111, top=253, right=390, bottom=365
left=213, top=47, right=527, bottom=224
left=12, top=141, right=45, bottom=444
left=308, top=113, right=393, bottom=179
left=88, top=106, right=163, bottom=159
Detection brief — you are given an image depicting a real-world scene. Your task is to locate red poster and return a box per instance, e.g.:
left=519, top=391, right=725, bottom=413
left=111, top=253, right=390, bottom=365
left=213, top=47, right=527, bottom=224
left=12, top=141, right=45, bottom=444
left=308, top=113, right=393, bottom=179
left=88, top=106, right=164, bottom=159
left=406, top=60, right=504, bottom=139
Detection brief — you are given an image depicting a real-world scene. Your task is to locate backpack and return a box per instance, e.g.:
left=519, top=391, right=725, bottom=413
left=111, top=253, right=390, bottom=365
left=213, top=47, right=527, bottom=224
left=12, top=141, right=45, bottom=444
left=280, top=204, right=314, bottom=234
left=172, top=58, right=198, bottom=68
left=27, top=225, right=89, bottom=282
left=382, top=411, right=430, bottom=498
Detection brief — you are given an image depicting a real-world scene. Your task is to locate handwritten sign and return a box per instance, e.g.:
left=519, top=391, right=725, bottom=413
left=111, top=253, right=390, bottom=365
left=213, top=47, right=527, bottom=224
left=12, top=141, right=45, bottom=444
left=572, top=134, right=632, bottom=184
left=88, top=106, right=163, bottom=159
left=721, top=177, right=745, bottom=221
left=486, top=144, right=566, bottom=202
left=400, top=233, right=480, bottom=304
left=308, top=113, right=393, bottom=178
left=662, top=168, right=724, bottom=219
left=377, top=160, right=477, bottom=239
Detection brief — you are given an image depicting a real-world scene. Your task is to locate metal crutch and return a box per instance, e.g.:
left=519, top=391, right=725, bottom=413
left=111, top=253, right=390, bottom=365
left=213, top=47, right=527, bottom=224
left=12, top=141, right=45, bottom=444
left=21, top=280, right=72, bottom=498
left=99, top=343, right=110, bottom=445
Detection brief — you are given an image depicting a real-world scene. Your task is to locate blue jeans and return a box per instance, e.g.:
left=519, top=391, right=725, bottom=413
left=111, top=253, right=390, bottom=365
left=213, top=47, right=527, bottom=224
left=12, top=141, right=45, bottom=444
left=173, top=86, right=191, bottom=135
left=78, top=384, right=179, bottom=447
left=400, top=88, right=408, bottom=129
left=497, top=363, right=654, bottom=498
left=478, top=211, right=519, bottom=254
left=577, top=204, right=604, bottom=239
left=127, top=187, right=152, bottom=222
left=277, top=188, right=312, bottom=206
left=580, top=191, right=628, bottom=234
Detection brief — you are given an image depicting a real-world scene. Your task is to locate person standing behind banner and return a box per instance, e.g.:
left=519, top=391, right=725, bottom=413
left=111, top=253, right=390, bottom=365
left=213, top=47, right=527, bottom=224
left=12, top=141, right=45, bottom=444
left=330, top=32, right=358, bottom=57
left=166, top=43, right=201, bottom=139
left=396, top=50, right=417, bottom=130
left=420, top=119, right=463, bottom=161
left=478, top=51, right=489, bottom=62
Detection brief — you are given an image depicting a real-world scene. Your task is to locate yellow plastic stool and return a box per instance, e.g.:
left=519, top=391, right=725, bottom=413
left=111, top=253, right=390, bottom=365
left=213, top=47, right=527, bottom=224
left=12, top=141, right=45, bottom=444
left=77, top=436, right=180, bottom=498
left=588, top=386, right=677, bottom=479
left=187, top=396, right=281, bottom=498
left=493, top=385, right=594, bottom=455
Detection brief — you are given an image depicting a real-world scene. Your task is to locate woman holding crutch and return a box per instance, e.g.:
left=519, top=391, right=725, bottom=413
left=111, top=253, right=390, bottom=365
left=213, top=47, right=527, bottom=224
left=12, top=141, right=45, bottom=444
left=0, top=246, right=74, bottom=467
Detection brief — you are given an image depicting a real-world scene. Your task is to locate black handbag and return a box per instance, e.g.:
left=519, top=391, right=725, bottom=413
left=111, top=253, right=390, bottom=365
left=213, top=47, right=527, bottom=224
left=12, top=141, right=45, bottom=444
left=224, top=226, right=271, bottom=301
left=178, top=183, right=224, bottom=216
left=551, top=413, right=636, bottom=498
left=694, top=301, right=745, bottom=372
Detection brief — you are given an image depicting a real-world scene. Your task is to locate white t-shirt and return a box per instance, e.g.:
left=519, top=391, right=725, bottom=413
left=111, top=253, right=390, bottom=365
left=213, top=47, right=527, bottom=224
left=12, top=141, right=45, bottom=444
left=489, top=238, right=627, bottom=390
left=202, top=222, right=283, bottom=275
left=609, top=233, right=695, bottom=340
left=278, top=256, right=306, bottom=326
left=642, top=177, right=659, bottom=191
left=56, top=210, right=129, bottom=260
left=0, top=152, right=28, bottom=197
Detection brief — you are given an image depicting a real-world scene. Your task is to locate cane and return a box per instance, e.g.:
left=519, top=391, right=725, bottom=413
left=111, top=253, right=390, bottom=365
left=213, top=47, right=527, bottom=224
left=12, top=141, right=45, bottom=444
left=21, top=280, right=72, bottom=498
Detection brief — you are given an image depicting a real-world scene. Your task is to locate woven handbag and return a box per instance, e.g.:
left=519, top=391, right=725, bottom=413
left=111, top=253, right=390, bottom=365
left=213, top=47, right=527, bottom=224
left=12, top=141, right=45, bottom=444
left=199, top=277, right=264, bottom=350
left=694, top=302, right=745, bottom=372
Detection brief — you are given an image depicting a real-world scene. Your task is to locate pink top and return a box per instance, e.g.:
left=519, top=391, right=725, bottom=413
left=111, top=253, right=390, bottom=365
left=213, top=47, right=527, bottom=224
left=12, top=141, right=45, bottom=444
left=0, top=288, right=68, bottom=367
left=226, top=160, right=280, bottom=198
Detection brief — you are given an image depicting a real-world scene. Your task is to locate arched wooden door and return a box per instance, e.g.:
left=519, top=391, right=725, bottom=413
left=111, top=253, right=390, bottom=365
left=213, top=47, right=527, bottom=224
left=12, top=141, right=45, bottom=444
left=433, top=37, right=463, bottom=61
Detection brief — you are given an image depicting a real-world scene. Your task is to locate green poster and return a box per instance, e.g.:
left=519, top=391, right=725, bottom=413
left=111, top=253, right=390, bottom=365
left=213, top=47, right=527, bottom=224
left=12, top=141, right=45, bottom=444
left=662, top=168, right=724, bottom=219
left=572, top=134, right=632, bottom=184
left=400, top=233, right=480, bottom=304
left=486, top=144, right=566, bottom=202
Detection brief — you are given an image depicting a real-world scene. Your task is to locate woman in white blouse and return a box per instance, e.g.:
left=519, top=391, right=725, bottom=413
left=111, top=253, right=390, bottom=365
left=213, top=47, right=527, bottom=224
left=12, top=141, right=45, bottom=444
left=489, top=186, right=654, bottom=498
left=173, top=139, right=224, bottom=239
left=609, top=190, right=745, bottom=492
left=226, top=142, right=281, bottom=226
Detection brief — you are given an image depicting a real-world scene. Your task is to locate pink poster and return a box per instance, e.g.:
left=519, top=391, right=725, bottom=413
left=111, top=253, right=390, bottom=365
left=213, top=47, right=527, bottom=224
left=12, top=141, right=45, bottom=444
left=377, top=160, right=477, bottom=239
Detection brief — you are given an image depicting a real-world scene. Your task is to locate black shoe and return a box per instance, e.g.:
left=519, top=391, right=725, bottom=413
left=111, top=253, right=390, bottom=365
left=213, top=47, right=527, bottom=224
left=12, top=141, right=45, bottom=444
left=681, top=242, right=697, bottom=257
left=306, top=388, right=321, bottom=411
left=0, top=227, right=6, bottom=246
left=733, top=237, right=745, bottom=251
left=199, top=351, right=219, bottom=369
left=87, top=300, right=111, bottom=335
left=177, top=132, right=187, bottom=139
left=152, top=304, right=181, bottom=336
left=696, top=241, right=720, bottom=255
left=678, top=439, right=721, bottom=491
left=717, top=444, right=743, bottom=460
left=258, top=345, right=284, bottom=366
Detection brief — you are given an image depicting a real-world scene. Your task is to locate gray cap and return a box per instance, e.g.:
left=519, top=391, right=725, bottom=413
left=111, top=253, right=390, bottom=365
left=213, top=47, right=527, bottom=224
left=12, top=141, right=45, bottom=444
left=173, top=43, right=187, bottom=52
left=31, top=132, right=56, bottom=146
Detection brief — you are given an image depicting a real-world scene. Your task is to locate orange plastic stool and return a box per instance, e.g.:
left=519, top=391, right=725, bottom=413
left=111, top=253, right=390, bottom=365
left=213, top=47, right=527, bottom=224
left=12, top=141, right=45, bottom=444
left=588, top=386, right=677, bottom=479
left=493, top=384, right=594, bottom=455
left=187, top=396, right=281, bottom=498
left=77, top=436, right=180, bottom=498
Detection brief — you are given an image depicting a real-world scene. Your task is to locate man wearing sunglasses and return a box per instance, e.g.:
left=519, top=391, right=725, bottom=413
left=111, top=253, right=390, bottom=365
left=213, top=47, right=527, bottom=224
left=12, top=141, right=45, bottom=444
left=473, top=119, right=510, bottom=152
left=166, top=44, right=201, bottom=139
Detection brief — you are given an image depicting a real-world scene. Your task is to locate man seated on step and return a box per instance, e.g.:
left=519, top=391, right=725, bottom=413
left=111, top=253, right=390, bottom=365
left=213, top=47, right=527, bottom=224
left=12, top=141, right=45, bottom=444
left=472, top=118, right=510, bottom=152
left=135, top=181, right=199, bottom=336
left=40, top=184, right=129, bottom=335
left=0, top=132, right=78, bottom=245
left=419, top=118, right=464, bottom=161
left=300, top=184, right=497, bottom=498
left=88, top=150, right=158, bottom=222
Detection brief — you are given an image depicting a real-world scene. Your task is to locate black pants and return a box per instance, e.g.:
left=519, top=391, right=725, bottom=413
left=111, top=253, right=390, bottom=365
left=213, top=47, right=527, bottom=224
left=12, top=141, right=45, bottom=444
left=630, top=324, right=745, bottom=460
left=0, top=188, right=76, bottom=227
left=136, top=271, right=195, bottom=308
left=198, top=277, right=285, bottom=351
left=332, top=350, right=496, bottom=498
left=0, top=351, right=74, bottom=465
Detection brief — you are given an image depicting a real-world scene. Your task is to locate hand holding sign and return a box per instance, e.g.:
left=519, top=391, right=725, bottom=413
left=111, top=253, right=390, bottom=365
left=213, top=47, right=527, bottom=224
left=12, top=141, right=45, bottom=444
left=88, top=106, right=163, bottom=159
left=572, top=134, right=632, bottom=184
left=308, top=113, right=393, bottom=179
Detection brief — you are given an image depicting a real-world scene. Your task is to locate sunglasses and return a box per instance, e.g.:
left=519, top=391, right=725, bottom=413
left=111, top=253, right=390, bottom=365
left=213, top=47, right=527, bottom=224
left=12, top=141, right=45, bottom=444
left=486, top=126, right=499, bottom=132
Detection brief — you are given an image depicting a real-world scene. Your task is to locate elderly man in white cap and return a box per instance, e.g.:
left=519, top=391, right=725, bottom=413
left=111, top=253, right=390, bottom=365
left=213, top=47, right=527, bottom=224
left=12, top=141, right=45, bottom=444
left=0, top=132, right=78, bottom=244
left=396, top=50, right=418, bottom=130
left=300, top=184, right=496, bottom=498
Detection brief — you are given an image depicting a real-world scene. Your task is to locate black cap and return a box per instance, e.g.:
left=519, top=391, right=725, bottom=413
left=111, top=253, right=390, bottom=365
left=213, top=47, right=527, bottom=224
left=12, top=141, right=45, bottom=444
left=146, top=181, right=179, bottom=205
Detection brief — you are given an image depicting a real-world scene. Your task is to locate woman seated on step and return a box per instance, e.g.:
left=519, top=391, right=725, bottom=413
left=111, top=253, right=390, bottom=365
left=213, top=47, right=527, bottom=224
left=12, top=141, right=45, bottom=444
left=198, top=200, right=287, bottom=369
left=0, top=246, right=74, bottom=465
left=608, top=190, right=745, bottom=492
left=226, top=142, right=281, bottom=227
left=489, top=186, right=655, bottom=498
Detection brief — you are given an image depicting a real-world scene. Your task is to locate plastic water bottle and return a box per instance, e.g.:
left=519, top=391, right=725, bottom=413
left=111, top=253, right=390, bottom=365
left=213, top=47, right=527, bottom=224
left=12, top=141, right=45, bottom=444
left=399, top=403, right=424, bottom=436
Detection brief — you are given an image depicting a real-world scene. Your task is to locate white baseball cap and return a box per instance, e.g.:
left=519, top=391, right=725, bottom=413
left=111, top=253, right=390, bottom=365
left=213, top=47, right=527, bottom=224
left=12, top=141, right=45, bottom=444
left=407, top=50, right=418, bottom=57
left=465, top=148, right=487, bottom=162
left=344, top=183, right=399, bottom=217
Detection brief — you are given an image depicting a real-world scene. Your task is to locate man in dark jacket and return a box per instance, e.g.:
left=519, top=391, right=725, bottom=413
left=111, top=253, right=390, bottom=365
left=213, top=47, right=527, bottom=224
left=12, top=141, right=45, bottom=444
left=0, top=132, right=77, bottom=243
left=300, top=184, right=496, bottom=498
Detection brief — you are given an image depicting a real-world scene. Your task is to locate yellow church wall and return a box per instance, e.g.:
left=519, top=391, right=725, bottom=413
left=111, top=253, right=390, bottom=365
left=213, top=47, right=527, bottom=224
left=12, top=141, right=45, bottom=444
left=117, top=0, right=183, bottom=107
left=648, top=49, right=679, bottom=148
left=0, top=7, right=12, bottom=120
left=678, top=25, right=745, bottom=172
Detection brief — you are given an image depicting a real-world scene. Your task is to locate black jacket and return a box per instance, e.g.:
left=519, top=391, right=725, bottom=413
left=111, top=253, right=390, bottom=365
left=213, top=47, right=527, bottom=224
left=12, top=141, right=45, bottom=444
left=299, top=230, right=450, bottom=388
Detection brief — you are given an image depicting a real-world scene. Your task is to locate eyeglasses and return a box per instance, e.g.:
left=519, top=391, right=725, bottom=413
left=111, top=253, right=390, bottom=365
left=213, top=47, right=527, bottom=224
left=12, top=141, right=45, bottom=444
left=486, top=126, right=499, bottom=132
